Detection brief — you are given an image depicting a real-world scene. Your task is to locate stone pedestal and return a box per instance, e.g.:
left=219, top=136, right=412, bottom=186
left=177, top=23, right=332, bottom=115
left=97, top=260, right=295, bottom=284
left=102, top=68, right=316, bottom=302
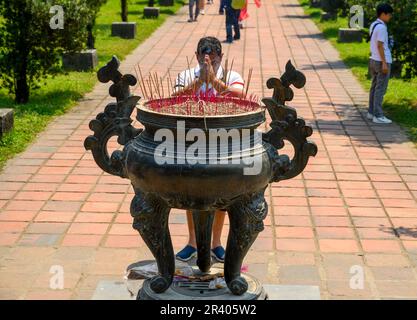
left=144, top=7, right=160, bottom=18
left=111, top=22, right=137, bottom=39
left=159, top=0, right=174, bottom=6
left=92, top=279, right=322, bottom=300
left=137, top=267, right=266, bottom=300
left=62, top=49, right=98, bottom=71
left=0, top=108, right=14, bottom=138
left=338, top=28, right=363, bottom=43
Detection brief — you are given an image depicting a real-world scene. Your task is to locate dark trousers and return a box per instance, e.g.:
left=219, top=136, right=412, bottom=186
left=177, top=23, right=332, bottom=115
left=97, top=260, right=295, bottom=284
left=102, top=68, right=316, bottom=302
left=368, top=59, right=391, bottom=118
left=219, top=0, right=226, bottom=12
left=225, top=8, right=240, bottom=41
left=189, top=0, right=199, bottom=19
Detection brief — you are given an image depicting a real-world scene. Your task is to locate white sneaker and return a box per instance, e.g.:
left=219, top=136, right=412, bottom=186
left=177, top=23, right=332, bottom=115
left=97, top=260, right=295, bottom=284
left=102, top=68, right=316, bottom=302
left=366, top=112, right=373, bottom=120
left=372, top=116, right=392, bottom=124
left=201, top=9, right=205, bottom=15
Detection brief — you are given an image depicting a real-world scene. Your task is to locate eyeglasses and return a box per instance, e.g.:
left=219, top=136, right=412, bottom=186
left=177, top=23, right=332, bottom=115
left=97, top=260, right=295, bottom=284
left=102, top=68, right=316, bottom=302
left=198, top=45, right=221, bottom=56
left=197, top=54, right=221, bottom=64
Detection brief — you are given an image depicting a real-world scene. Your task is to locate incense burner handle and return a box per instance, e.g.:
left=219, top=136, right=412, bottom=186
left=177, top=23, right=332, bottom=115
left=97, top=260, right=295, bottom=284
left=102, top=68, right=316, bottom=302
left=262, top=60, right=317, bottom=182
left=84, top=56, right=142, bottom=178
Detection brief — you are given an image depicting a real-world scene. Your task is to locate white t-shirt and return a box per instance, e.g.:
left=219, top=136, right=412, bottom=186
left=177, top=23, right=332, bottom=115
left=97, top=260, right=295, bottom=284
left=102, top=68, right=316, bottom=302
left=174, top=65, right=244, bottom=96
left=370, top=19, right=392, bottom=64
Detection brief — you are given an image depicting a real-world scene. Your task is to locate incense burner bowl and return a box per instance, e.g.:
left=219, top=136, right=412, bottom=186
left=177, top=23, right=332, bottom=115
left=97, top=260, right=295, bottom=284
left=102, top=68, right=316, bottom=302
left=127, top=103, right=272, bottom=211
left=84, top=57, right=317, bottom=298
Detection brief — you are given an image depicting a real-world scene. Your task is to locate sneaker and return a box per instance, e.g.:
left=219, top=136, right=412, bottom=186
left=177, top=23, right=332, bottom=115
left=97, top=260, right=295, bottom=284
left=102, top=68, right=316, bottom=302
left=188, top=18, right=193, bottom=22
left=211, top=246, right=225, bottom=263
left=373, top=116, right=392, bottom=124
left=200, top=9, right=205, bottom=15
left=176, top=245, right=197, bottom=261
left=366, top=112, right=373, bottom=120
left=233, top=35, right=240, bottom=40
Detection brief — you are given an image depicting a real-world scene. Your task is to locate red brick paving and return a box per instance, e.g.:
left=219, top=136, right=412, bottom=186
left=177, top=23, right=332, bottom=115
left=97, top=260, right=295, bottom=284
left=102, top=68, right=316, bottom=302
left=1, top=0, right=417, bottom=299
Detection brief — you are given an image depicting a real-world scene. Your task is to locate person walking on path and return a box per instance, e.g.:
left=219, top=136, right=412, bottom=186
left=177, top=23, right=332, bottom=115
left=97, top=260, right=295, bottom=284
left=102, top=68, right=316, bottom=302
left=367, top=3, right=394, bottom=124
left=238, top=0, right=261, bottom=29
left=188, top=0, right=200, bottom=22
left=224, top=0, right=241, bottom=43
left=172, top=37, right=245, bottom=263
left=199, top=0, right=206, bottom=15
left=219, top=0, right=226, bottom=14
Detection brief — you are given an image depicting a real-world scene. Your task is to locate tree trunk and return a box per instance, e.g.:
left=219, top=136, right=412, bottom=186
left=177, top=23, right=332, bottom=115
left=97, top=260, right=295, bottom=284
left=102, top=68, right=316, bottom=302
left=15, top=58, right=29, bottom=104
left=87, top=23, right=95, bottom=49
left=121, top=0, right=128, bottom=22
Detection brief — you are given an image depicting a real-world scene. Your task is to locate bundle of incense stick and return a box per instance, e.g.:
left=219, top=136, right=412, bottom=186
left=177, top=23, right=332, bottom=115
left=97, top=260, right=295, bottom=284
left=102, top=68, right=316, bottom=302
left=143, top=95, right=262, bottom=116
left=134, top=59, right=259, bottom=116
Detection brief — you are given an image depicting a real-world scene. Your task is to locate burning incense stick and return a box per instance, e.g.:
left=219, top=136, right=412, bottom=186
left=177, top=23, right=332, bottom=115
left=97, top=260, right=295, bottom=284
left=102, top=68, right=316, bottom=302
left=223, top=58, right=228, bottom=84
left=186, top=56, right=194, bottom=95
left=147, top=78, right=153, bottom=100
left=137, top=65, right=149, bottom=100
left=167, top=68, right=174, bottom=96
left=136, top=66, right=150, bottom=100
left=226, top=58, right=234, bottom=86
left=245, top=67, right=253, bottom=98
left=160, top=76, right=165, bottom=100
left=152, top=72, right=161, bottom=99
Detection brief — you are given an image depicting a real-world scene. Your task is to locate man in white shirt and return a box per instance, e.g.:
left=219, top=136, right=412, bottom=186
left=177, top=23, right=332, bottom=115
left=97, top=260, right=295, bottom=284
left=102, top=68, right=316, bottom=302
left=367, top=3, right=394, bottom=124
left=174, top=37, right=244, bottom=263
left=174, top=37, right=244, bottom=98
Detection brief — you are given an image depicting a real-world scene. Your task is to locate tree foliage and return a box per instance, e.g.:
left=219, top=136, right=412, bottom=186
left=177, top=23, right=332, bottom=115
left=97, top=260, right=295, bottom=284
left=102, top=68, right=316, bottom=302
left=321, top=0, right=345, bottom=16
left=346, top=0, right=417, bottom=78
left=0, top=0, right=94, bottom=103
left=312, top=0, right=417, bottom=78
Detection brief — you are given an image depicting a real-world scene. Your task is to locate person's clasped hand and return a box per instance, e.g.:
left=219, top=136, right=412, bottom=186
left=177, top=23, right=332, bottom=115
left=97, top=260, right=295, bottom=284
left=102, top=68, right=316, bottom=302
left=199, top=54, right=216, bottom=84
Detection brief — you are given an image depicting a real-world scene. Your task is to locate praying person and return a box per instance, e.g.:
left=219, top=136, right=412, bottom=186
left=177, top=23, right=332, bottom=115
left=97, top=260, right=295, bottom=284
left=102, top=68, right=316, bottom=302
left=172, top=36, right=244, bottom=262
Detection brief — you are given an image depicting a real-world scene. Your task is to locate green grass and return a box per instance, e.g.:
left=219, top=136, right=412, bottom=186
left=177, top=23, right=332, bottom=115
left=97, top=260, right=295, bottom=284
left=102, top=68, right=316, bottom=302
left=299, top=0, right=417, bottom=143
left=0, top=0, right=184, bottom=171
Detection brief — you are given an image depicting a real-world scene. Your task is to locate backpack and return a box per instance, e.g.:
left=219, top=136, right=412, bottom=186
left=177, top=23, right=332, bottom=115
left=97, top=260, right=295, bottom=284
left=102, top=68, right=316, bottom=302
left=231, top=0, right=245, bottom=10
left=366, top=22, right=382, bottom=43
left=366, top=21, right=394, bottom=50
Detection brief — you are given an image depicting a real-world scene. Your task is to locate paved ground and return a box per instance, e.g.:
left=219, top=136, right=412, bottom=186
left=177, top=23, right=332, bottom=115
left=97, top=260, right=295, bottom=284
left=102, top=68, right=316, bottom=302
left=1, top=0, right=417, bottom=299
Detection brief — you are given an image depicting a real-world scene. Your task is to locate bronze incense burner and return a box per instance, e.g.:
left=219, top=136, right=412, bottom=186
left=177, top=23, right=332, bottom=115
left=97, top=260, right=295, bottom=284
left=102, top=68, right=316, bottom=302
left=84, top=57, right=317, bottom=298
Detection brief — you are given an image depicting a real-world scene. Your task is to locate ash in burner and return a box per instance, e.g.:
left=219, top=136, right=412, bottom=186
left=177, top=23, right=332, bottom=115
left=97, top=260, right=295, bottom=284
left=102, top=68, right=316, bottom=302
left=142, top=95, right=263, bottom=116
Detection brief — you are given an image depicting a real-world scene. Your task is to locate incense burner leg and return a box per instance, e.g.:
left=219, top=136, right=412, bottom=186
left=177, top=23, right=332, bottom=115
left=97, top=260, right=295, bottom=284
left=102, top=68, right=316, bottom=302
left=192, top=210, right=215, bottom=273
left=131, top=190, right=174, bottom=293
left=224, top=189, right=268, bottom=295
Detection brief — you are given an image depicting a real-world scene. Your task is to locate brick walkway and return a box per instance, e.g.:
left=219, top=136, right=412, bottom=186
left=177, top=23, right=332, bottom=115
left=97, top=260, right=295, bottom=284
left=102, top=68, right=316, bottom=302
left=1, top=0, right=417, bottom=299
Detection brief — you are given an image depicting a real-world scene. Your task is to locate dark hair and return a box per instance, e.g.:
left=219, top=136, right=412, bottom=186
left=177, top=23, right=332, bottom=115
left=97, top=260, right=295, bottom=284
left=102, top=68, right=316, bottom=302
left=196, top=37, right=222, bottom=56
left=377, top=3, right=393, bottom=17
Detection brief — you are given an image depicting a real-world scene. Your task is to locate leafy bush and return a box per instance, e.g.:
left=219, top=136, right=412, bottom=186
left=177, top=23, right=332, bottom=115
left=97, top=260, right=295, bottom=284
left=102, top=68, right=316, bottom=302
left=388, top=0, right=417, bottom=78
left=0, top=0, right=92, bottom=103
left=321, top=0, right=345, bottom=16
